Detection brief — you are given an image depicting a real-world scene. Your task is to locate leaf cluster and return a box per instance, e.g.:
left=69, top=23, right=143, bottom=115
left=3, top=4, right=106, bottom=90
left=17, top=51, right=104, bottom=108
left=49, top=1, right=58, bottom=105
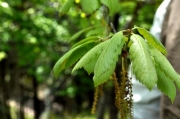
left=53, top=26, right=180, bottom=102
left=130, top=27, right=180, bottom=102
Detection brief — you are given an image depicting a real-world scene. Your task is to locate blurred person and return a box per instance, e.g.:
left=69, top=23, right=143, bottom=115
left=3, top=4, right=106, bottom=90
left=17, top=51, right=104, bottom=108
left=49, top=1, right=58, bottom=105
left=160, top=0, right=180, bottom=118
left=131, top=0, right=171, bottom=119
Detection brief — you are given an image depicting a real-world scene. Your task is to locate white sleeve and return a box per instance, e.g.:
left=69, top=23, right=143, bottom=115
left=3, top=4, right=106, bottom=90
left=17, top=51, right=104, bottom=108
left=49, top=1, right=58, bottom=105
left=150, top=0, right=171, bottom=41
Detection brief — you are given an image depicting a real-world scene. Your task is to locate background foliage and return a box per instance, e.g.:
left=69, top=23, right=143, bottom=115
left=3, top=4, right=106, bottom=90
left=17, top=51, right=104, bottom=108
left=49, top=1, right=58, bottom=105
left=0, top=0, right=162, bottom=119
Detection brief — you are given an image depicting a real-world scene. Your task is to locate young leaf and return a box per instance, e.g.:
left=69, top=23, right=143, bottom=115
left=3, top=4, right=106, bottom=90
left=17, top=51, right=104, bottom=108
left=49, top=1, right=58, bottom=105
left=71, top=36, right=99, bottom=49
left=0, top=1, right=13, bottom=16
left=136, top=27, right=167, bottom=55
left=72, top=40, right=110, bottom=74
left=86, top=27, right=105, bottom=37
left=53, top=41, right=98, bottom=78
left=100, top=0, right=119, bottom=15
left=129, top=34, right=157, bottom=90
left=60, top=0, right=74, bottom=13
left=80, top=0, right=100, bottom=14
left=70, top=25, right=98, bottom=41
left=148, top=45, right=180, bottom=89
left=93, top=31, right=125, bottom=87
left=155, top=65, right=176, bottom=102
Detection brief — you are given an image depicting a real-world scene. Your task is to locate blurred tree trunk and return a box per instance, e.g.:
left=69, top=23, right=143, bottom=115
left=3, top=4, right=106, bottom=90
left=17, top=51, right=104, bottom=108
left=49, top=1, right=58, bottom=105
left=8, top=44, right=23, bottom=119
left=19, top=84, right=25, bottom=119
left=109, top=86, right=119, bottom=119
left=97, top=93, right=106, bottom=119
left=32, top=75, right=41, bottom=119
left=97, top=86, right=118, bottom=119
left=0, top=59, right=11, bottom=119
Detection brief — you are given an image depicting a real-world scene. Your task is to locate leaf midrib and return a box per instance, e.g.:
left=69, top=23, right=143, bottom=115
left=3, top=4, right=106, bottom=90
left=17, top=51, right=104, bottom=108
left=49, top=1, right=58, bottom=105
left=134, top=35, right=150, bottom=73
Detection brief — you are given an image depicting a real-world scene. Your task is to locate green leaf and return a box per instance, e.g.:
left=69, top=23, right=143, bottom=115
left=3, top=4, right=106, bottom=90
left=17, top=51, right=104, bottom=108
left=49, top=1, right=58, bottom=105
left=156, top=66, right=176, bottom=102
left=93, top=31, right=125, bottom=87
left=100, top=0, right=119, bottom=15
left=136, top=27, right=167, bottom=55
left=148, top=45, right=180, bottom=89
left=129, top=34, right=157, bottom=90
left=80, top=0, right=100, bottom=14
left=0, top=1, right=12, bottom=16
left=86, top=27, right=105, bottom=37
left=60, top=0, right=74, bottom=13
left=53, top=41, right=98, bottom=78
left=70, top=25, right=98, bottom=41
left=71, top=36, right=99, bottom=49
left=72, top=40, right=110, bottom=74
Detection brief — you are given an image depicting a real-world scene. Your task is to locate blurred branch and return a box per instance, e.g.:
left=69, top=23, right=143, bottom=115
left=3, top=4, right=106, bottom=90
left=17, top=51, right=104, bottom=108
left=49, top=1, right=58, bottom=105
left=123, top=1, right=144, bottom=29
